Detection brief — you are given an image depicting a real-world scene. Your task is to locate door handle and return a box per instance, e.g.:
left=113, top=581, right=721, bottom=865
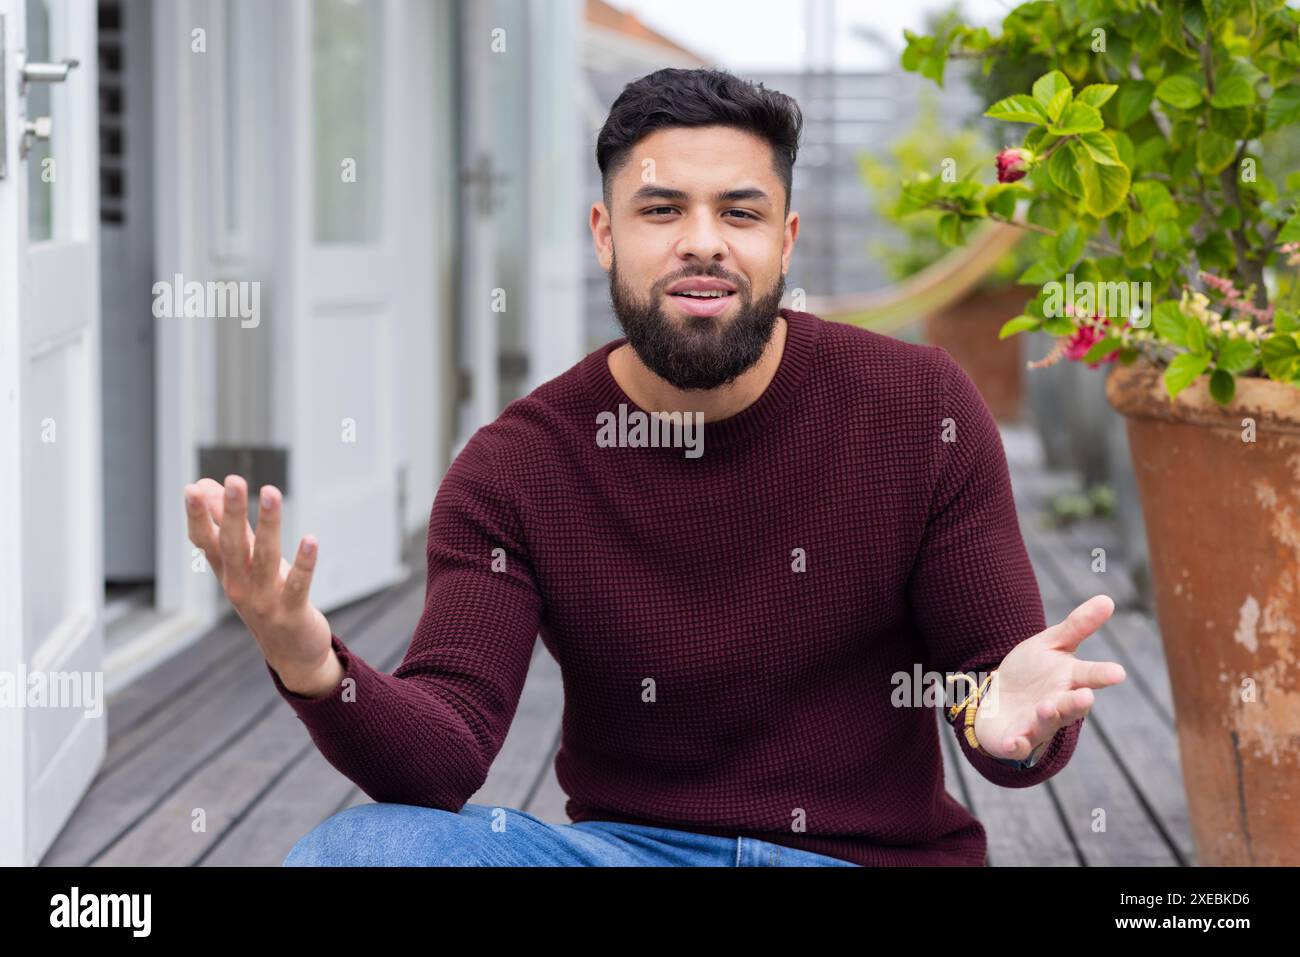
left=20, top=115, right=51, bottom=159
left=19, top=57, right=80, bottom=94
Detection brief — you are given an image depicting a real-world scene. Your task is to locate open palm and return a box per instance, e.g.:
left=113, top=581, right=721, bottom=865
left=974, top=594, right=1126, bottom=761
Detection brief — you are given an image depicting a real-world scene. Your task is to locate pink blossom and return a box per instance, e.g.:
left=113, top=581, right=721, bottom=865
left=1063, top=317, right=1122, bottom=368
left=1198, top=271, right=1237, bottom=296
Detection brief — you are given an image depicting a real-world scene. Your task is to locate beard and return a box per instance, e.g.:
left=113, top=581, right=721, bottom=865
left=607, top=249, right=785, bottom=391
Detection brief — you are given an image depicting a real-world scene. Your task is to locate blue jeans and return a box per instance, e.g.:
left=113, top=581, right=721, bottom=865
left=282, top=802, right=861, bottom=867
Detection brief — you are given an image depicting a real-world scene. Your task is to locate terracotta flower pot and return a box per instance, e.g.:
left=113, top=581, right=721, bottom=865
left=922, top=285, right=1033, bottom=423
left=1106, top=359, right=1300, bottom=865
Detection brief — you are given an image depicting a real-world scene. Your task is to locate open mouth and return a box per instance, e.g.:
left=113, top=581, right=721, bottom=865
left=666, top=288, right=737, bottom=317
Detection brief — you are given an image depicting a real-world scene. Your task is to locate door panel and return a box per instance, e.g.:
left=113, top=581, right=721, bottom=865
left=0, top=0, right=105, bottom=866
left=281, top=0, right=406, bottom=609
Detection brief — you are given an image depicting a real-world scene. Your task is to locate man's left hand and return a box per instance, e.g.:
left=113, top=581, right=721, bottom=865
left=974, top=594, right=1126, bottom=762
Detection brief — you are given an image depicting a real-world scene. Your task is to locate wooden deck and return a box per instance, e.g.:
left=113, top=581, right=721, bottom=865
left=43, top=424, right=1194, bottom=866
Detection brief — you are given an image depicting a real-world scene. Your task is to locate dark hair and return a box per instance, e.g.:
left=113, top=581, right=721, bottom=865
left=596, top=67, right=803, bottom=217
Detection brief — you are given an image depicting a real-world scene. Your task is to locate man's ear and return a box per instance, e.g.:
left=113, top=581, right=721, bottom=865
left=591, top=201, right=614, bottom=272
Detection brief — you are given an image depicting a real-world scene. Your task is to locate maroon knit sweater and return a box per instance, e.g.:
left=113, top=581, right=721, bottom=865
left=268, top=307, right=1083, bottom=866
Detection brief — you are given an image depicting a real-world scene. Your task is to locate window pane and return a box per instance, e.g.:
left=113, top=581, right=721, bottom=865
left=312, top=0, right=382, bottom=243
left=26, top=0, right=54, bottom=242
left=224, top=0, right=240, bottom=233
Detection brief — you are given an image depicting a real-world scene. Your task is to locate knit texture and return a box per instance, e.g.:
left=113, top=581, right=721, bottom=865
left=267, top=307, right=1084, bottom=866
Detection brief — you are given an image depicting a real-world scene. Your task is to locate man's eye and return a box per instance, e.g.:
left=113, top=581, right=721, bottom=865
left=642, top=207, right=757, bottom=220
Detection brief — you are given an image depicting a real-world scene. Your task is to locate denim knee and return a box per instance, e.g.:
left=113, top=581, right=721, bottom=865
left=282, top=801, right=503, bottom=866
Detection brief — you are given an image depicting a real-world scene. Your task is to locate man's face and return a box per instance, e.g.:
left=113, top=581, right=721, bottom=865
left=592, top=125, right=799, bottom=391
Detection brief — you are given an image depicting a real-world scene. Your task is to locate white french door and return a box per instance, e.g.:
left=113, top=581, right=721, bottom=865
left=0, top=0, right=105, bottom=866
left=277, top=0, right=408, bottom=608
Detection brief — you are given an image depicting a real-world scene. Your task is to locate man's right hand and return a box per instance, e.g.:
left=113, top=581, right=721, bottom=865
left=184, top=475, right=342, bottom=699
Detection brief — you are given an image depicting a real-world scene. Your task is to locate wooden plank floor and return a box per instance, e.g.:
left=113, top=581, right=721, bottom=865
left=44, top=424, right=1193, bottom=866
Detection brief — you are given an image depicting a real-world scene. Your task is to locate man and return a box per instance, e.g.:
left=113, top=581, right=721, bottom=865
left=184, top=67, right=1125, bottom=867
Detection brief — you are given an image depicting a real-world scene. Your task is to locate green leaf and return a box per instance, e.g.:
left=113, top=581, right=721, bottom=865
left=1033, top=71, right=1073, bottom=108
left=1055, top=222, right=1087, bottom=267
left=1164, top=352, right=1212, bottom=398
left=998, top=316, right=1040, bottom=339
left=1201, top=0, right=1236, bottom=27
left=1079, top=155, right=1131, bottom=217
left=1211, top=75, right=1256, bottom=109
left=1154, top=256, right=1181, bottom=281
left=1154, top=220, right=1184, bottom=253
left=1042, top=316, right=1076, bottom=336
left=1049, top=102, right=1104, bottom=135
left=1018, top=259, right=1064, bottom=284
left=1278, top=216, right=1300, bottom=244
left=1076, top=84, right=1118, bottom=109
left=1077, top=131, right=1123, bottom=166
left=1046, top=87, right=1073, bottom=124
left=1208, top=105, right=1252, bottom=140
left=937, top=212, right=962, bottom=246
left=1132, top=180, right=1176, bottom=218
left=985, top=94, right=1050, bottom=125
left=1161, top=2, right=1196, bottom=56
left=1123, top=237, right=1154, bottom=268
left=1108, top=129, right=1136, bottom=170
left=1217, top=336, right=1258, bottom=374
left=1125, top=211, right=1155, bottom=246
left=1152, top=301, right=1190, bottom=347
left=1265, top=85, right=1300, bottom=130
left=1048, top=141, right=1085, bottom=197
left=1197, top=232, right=1237, bottom=271
left=1185, top=312, right=1208, bottom=354
left=1116, top=82, right=1155, bottom=128
left=1209, top=368, right=1235, bottom=405
left=1275, top=309, right=1298, bottom=333
left=1196, top=131, right=1238, bottom=174
left=1082, top=334, right=1123, bottom=364
left=1134, top=136, right=1169, bottom=174
left=985, top=183, right=1021, bottom=219
left=1177, top=138, right=1203, bottom=180
left=896, top=176, right=942, bottom=216
left=1261, top=333, right=1300, bottom=379
left=1156, top=75, right=1205, bottom=110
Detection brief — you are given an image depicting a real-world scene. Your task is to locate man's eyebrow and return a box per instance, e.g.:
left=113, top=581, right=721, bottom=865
left=629, top=185, right=773, bottom=206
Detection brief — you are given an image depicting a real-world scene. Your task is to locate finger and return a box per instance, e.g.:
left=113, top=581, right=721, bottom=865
left=184, top=484, right=223, bottom=576
left=1070, top=658, right=1126, bottom=690
left=251, top=485, right=283, bottom=589
left=193, top=477, right=226, bottom=525
left=281, top=536, right=318, bottom=610
left=1048, top=594, right=1115, bottom=652
left=1050, top=686, right=1095, bottom=723
left=1000, top=733, right=1035, bottom=760
left=219, top=475, right=255, bottom=595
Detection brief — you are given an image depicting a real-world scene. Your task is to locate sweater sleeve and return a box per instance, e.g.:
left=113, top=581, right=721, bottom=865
left=266, top=423, right=543, bottom=810
left=908, top=349, right=1083, bottom=788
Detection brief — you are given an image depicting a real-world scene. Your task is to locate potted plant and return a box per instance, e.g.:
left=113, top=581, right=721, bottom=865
left=859, top=90, right=1038, bottom=422
left=899, top=0, right=1300, bottom=866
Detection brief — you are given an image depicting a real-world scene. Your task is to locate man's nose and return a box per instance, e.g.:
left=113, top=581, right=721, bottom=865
left=674, top=210, right=728, bottom=261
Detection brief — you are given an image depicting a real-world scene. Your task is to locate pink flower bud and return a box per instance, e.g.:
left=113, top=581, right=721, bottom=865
left=995, top=147, right=1034, bottom=183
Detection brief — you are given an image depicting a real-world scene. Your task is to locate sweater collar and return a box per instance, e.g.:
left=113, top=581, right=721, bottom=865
left=579, top=307, right=823, bottom=452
